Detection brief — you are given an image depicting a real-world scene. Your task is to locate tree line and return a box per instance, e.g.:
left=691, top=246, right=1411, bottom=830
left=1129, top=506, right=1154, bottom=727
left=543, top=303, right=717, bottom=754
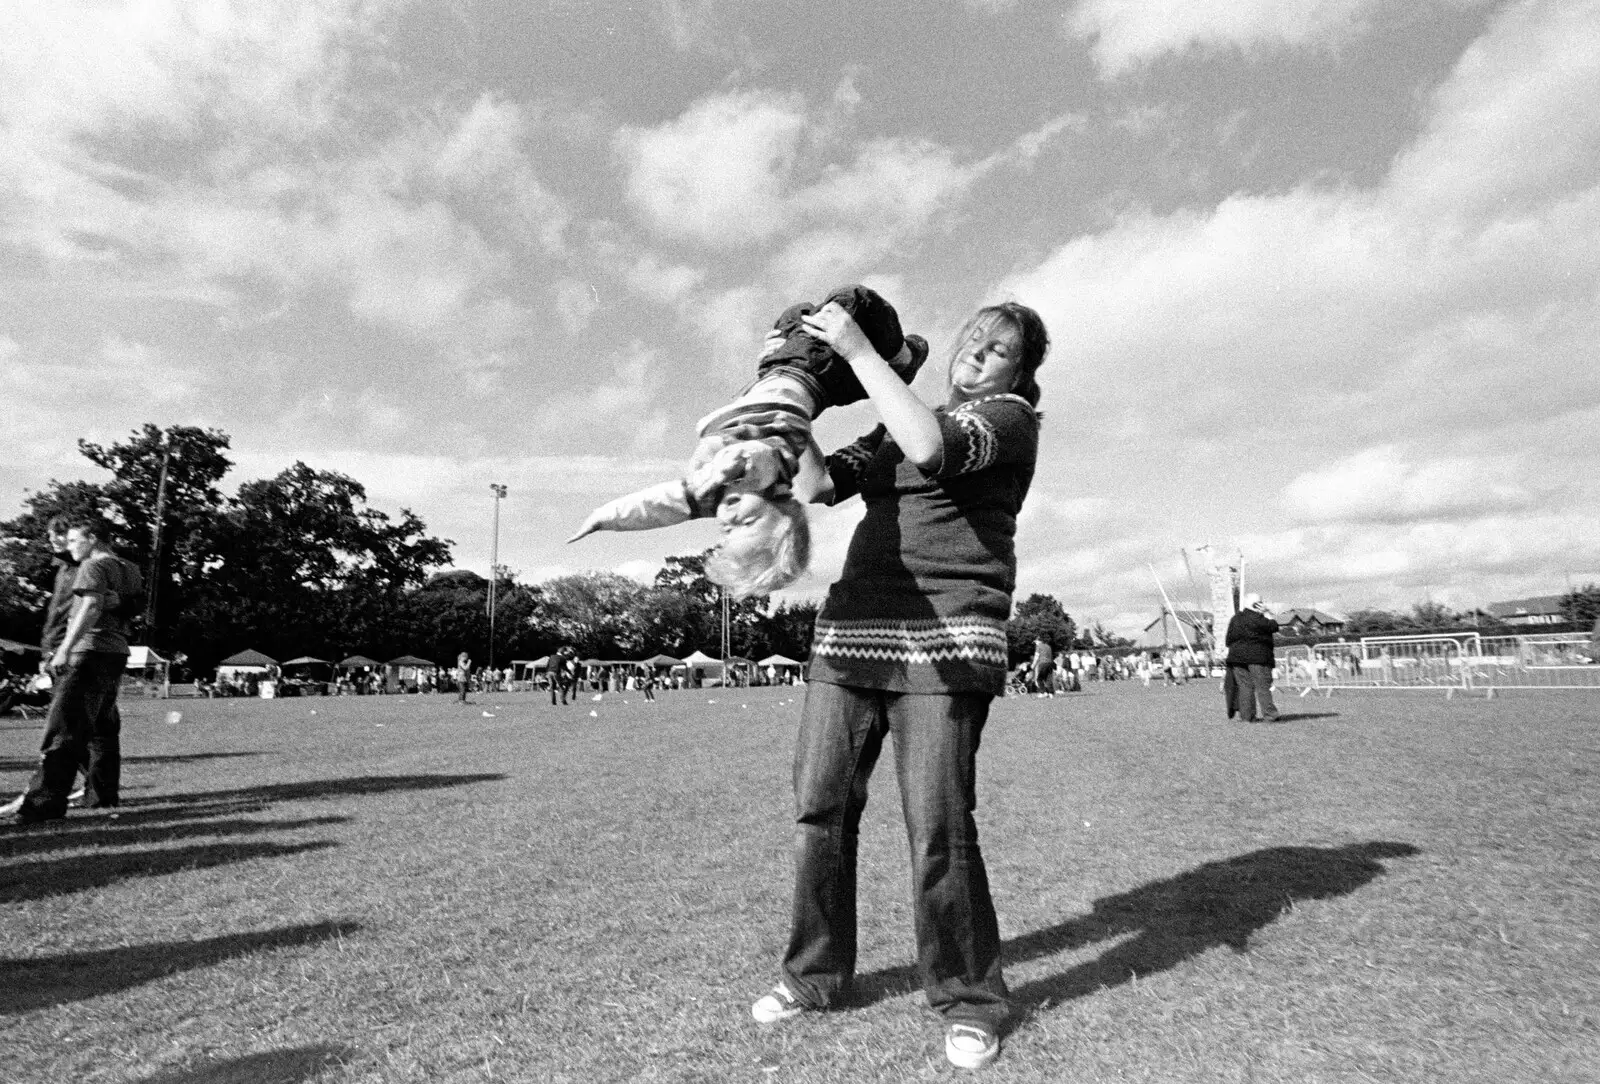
left=1, top=425, right=1096, bottom=677
left=1308, top=595, right=1600, bottom=642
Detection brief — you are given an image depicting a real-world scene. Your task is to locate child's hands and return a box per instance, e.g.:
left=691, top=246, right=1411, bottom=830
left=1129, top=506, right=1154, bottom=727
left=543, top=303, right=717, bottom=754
left=734, top=440, right=793, bottom=491
left=758, top=329, right=786, bottom=360
left=801, top=302, right=875, bottom=363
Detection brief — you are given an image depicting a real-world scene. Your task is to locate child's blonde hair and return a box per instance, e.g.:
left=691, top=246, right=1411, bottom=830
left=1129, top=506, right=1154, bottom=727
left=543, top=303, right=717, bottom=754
left=706, top=494, right=811, bottom=598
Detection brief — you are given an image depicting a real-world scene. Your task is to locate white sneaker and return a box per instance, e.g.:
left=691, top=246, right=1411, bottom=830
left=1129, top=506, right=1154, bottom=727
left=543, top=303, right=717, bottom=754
left=945, top=1023, right=1000, bottom=1069
left=0, top=794, right=24, bottom=817
left=751, top=982, right=806, bottom=1024
left=68, top=786, right=86, bottom=806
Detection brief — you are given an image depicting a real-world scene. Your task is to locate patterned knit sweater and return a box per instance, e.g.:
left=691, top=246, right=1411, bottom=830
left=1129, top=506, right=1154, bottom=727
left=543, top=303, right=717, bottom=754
left=808, top=393, right=1039, bottom=695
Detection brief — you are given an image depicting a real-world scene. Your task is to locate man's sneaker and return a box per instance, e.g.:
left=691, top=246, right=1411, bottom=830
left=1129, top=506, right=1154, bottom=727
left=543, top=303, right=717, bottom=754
left=945, top=1023, right=1000, bottom=1070
left=0, top=794, right=23, bottom=817
left=751, top=982, right=806, bottom=1024
left=67, top=787, right=86, bottom=807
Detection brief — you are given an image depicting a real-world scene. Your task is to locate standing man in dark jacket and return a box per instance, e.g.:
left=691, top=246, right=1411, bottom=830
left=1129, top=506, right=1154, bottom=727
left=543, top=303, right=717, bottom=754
left=13, top=517, right=141, bottom=823
left=1225, top=593, right=1280, bottom=722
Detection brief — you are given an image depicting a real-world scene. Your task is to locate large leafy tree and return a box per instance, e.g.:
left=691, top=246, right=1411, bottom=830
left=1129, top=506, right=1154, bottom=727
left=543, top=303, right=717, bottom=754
left=0, top=427, right=232, bottom=647
left=177, top=462, right=451, bottom=669
left=1006, top=593, right=1076, bottom=663
left=537, top=571, right=650, bottom=658
left=79, top=425, right=233, bottom=636
left=399, top=570, right=551, bottom=666
left=649, top=552, right=774, bottom=658
left=0, top=480, right=115, bottom=643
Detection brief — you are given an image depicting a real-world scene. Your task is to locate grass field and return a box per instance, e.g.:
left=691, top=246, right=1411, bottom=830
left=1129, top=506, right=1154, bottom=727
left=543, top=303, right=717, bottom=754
left=3, top=680, right=1598, bottom=1083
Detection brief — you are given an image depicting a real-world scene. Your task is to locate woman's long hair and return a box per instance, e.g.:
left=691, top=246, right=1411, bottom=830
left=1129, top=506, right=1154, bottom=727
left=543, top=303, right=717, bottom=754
left=949, top=301, right=1050, bottom=407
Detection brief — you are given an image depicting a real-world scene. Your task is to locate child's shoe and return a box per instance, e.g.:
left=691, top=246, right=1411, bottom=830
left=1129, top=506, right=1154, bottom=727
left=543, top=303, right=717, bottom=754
left=892, top=334, right=929, bottom=382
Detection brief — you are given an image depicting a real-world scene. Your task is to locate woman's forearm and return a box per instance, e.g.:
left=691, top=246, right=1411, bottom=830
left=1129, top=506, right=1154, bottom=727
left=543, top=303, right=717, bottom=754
left=850, top=353, right=943, bottom=469
left=800, top=302, right=944, bottom=470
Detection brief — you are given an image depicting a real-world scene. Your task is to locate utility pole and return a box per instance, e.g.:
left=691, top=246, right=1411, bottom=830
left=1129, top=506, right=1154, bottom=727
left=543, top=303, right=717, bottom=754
left=143, top=430, right=173, bottom=634
left=489, top=484, right=506, bottom=671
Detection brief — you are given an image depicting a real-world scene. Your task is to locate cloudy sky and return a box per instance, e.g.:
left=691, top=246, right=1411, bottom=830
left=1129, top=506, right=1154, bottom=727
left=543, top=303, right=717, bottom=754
left=3, top=0, right=1597, bottom=635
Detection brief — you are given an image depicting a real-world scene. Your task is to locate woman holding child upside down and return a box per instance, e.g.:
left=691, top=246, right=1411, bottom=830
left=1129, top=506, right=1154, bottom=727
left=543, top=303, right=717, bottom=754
left=750, top=298, right=1050, bottom=1071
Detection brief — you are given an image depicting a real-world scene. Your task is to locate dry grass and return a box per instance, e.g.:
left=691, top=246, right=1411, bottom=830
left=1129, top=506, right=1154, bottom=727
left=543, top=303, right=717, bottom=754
left=2, top=681, right=1597, bottom=1083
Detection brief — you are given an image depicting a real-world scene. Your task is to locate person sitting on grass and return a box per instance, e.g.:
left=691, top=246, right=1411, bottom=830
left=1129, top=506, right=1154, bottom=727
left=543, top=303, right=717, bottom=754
left=567, top=285, right=927, bottom=597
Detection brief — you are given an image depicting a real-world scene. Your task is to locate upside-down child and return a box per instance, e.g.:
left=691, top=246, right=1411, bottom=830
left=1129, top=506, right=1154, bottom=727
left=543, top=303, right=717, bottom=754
left=568, top=285, right=927, bottom=596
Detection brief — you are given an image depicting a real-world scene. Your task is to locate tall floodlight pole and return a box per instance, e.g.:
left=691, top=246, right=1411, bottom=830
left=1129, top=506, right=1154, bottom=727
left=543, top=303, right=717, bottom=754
left=720, top=586, right=731, bottom=679
left=143, top=430, right=173, bottom=634
left=489, top=484, right=506, bottom=671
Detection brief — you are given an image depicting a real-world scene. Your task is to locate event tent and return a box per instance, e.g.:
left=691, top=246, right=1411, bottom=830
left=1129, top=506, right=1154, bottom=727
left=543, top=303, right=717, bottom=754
left=757, top=654, right=802, bottom=668
left=336, top=655, right=381, bottom=669
left=642, top=653, right=683, bottom=668
left=217, top=649, right=276, bottom=682
left=220, top=648, right=276, bottom=668
left=127, top=646, right=166, bottom=670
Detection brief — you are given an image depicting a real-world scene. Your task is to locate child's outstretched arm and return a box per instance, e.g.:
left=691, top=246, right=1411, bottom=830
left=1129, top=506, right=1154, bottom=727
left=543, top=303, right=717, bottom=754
left=567, top=480, right=696, bottom=542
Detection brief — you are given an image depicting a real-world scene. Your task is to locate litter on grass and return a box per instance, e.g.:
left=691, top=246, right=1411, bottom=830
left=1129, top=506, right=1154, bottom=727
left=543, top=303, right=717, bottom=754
left=164, top=711, right=182, bottom=725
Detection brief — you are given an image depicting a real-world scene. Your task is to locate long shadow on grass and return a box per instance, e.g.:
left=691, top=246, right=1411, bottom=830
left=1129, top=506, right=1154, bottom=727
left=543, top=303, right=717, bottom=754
left=1, top=814, right=349, bottom=859
left=0, top=839, right=338, bottom=904
left=133, top=1045, right=358, bottom=1084
left=853, top=841, right=1420, bottom=1012
left=124, top=751, right=269, bottom=765
left=122, top=772, right=507, bottom=819
left=1, top=920, right=360, bottom=1015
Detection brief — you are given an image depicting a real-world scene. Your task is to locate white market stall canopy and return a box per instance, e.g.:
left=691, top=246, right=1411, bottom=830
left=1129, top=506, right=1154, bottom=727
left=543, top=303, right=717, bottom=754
left=127, top=646, right=167, bottom=669
left=217, top=648, right=277, bottom=678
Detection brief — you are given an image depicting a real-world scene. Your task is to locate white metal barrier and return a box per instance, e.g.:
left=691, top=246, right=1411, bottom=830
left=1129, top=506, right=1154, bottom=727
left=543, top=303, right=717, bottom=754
left=1463, top=633, right=1600, bottom=694
left=1276, top=632, right=1600, bottom=696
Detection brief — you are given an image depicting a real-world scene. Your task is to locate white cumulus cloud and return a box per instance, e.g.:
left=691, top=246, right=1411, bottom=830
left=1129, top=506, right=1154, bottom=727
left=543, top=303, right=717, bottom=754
left=1066, top=0, right=1494, bottom=76
left=1282, top=445, right=1536, bottom=525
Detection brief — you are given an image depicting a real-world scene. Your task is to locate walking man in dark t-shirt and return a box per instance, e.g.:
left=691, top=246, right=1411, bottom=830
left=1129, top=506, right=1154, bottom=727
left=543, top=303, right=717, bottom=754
left=13, top=517, right=141, bottom=823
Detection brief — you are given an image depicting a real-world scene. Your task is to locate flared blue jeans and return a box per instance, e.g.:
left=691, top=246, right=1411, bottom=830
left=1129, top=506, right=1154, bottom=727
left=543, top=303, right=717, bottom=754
left=780, top=680, right=1008, bottom=1029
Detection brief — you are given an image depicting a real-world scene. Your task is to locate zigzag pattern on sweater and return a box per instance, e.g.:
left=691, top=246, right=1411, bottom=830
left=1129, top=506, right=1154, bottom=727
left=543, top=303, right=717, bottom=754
left=949, top=409, right=999, bottom=474
left=813, top=618, right=1008, bottom=666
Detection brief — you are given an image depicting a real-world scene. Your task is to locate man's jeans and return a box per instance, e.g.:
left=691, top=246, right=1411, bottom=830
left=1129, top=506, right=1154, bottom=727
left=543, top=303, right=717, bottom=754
left=781, top=681, right=1009, bottom=1030
left=22, top=651, right=124, bottom=818
left=1230, top=664, right=1279, bottom=721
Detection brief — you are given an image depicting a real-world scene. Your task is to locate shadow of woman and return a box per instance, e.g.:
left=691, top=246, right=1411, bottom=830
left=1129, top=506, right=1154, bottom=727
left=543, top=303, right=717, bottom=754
left=851, top=841, right=1420, bottom=1012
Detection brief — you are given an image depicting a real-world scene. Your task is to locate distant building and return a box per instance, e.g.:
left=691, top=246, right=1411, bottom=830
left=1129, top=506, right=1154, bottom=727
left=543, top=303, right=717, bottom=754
left=1485, top=595, right=1567, bottom=626
left=1274, top=608, right=1346, bottom=636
